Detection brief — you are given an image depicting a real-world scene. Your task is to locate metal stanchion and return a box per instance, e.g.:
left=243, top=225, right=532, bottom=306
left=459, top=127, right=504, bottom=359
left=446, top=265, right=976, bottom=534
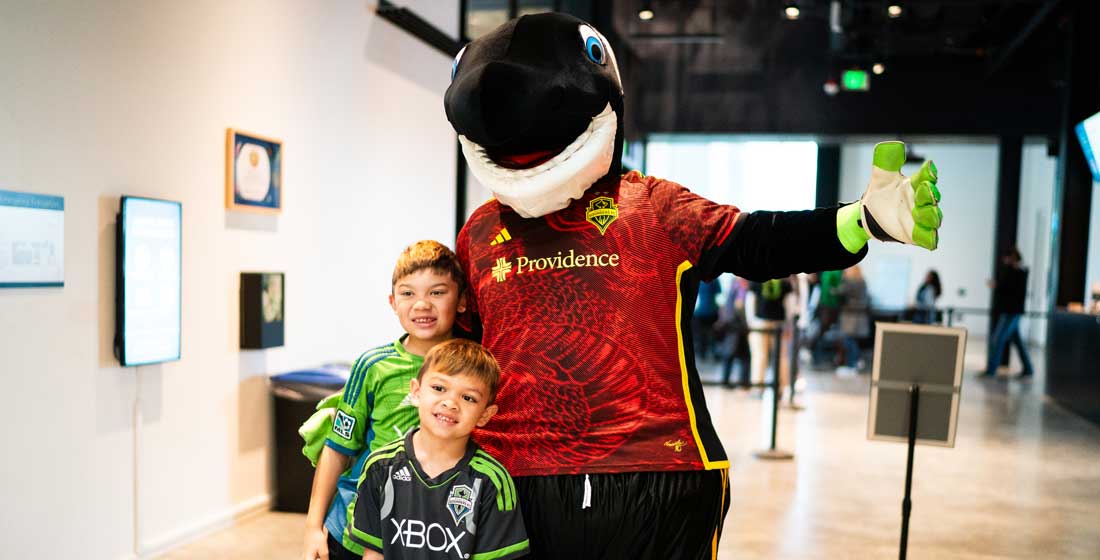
left=754, top=326, right=794, bottom=461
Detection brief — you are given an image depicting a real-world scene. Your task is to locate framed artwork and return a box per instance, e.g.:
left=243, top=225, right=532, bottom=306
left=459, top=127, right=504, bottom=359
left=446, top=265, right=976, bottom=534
left=226, top=128, right=282, bottom=213
left=240, top=271, right=284, bottom=349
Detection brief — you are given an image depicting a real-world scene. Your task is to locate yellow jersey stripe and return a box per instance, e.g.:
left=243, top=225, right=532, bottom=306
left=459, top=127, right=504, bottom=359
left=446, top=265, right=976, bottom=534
left=675, top=260, right=730, bottom=470
left=711, top=468, right=728, bottom=558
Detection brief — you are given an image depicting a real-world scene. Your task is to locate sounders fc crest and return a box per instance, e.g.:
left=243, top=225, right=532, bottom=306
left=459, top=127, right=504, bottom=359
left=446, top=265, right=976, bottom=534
left=446, top=484, right=476, bottom=525
left=585, top=196, right=618, bottom=235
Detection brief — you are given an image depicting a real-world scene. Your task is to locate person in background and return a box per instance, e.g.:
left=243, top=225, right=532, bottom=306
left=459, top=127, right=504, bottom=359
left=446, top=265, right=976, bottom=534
left=1090, top=282, right=1100, bottom=314
left=746, top=278, right=793, bottom=393
left=795, top=272, right=815, bottom=335
left=811, top=269, right=843, bottom=366
left=835, top=266, right=870, bottom=376
left=985, top=248, right=1034, bottom=378
left=717, top=276, right=751, bottom=387
left=914, top=269, right=942, bottom=324
left=693, top=278, right=723, bottom=362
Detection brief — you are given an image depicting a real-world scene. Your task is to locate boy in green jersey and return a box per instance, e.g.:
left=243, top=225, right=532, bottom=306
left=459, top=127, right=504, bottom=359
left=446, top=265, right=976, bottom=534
left=351, top=339, right=529, bottom=560
left=303, top=240, right=467, bottom=560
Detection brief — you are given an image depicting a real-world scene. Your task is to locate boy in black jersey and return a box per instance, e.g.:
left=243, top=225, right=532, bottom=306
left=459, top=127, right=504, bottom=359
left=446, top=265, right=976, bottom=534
left=350, top=339, right=529, bottom=560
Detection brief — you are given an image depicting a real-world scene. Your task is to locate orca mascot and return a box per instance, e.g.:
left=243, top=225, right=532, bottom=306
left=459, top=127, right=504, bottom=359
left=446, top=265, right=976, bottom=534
left=446, top=12, right=941, bottom=559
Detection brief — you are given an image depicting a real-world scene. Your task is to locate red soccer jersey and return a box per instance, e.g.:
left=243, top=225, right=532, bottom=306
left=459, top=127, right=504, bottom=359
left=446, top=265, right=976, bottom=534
left=457, top=171, right=741, bottom=476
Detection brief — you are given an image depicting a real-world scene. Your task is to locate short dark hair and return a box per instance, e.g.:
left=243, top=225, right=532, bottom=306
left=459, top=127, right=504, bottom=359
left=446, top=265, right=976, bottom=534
left=417, top=339, right=501, bottom=403
left=392, top=240, right=466, bottom=296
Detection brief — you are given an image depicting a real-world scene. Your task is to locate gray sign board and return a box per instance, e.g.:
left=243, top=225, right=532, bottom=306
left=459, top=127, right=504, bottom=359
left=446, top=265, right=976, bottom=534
left=868, top=322, right=967, bottom=448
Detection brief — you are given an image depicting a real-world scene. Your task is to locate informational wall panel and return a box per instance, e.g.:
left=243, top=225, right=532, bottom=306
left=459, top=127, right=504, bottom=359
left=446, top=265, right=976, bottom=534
left=0, top=189, right=64, bottom=288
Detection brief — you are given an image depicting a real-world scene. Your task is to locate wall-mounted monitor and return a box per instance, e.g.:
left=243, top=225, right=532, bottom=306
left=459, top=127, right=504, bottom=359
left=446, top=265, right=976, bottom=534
left=115, top=196, right=182, bottom=366
left=1075, top=111, right=1100, bottom=182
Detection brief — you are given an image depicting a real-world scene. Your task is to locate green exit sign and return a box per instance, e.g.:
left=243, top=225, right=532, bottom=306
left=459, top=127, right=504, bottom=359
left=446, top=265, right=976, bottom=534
left=842, top=69, right=870, bottom=91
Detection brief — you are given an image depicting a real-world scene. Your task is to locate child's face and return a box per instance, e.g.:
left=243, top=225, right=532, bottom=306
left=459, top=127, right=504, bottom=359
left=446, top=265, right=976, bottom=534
left=410, top=369, right=497, bottom=442
left=390, top=269, right=466, bottom=355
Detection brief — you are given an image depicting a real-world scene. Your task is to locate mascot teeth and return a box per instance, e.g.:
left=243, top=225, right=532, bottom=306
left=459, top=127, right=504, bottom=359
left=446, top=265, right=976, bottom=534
left=459, top=104, right=617, bottom=219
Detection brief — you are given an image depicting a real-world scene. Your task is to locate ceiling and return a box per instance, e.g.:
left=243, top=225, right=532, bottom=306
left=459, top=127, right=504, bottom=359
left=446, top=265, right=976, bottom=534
left=604, top=0, right=1072, bottom=137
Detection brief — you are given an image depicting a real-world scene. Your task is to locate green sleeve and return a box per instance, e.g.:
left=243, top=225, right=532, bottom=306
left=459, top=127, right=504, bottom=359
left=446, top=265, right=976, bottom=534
left=471, top=481, right=529, bottom=560
left=348, top=456, right=386, bottom=553
left=326, top=355, right=376, bottom=455
left=470, top=452, right=529, bottom=560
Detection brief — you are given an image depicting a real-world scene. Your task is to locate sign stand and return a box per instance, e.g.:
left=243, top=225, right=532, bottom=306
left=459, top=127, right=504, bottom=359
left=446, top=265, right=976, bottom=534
left=867, top=322, right=968, bottom=560
left=899, top=384, right=920, bottom=560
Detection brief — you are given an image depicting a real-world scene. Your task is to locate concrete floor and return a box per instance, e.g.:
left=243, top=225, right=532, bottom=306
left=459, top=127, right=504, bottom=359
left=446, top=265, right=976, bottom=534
left=160, top=343, right=1100, bottom=559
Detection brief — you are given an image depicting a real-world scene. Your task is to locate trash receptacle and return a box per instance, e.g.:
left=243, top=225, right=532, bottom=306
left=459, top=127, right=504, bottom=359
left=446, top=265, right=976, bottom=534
left=270, top=365, right=349, bottom=513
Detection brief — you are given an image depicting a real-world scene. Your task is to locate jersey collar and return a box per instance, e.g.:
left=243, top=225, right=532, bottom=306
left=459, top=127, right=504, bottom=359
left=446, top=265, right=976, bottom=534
left=403, top=428, right=480, bottom=488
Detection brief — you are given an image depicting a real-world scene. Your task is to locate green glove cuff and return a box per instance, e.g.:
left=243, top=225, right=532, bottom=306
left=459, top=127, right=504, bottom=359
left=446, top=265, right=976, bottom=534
left=837, top=202, right=870, bottom=254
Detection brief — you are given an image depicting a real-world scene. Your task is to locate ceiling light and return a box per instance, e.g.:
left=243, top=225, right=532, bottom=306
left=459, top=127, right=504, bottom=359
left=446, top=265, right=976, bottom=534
left=887, top=4, right=903, bottom=18
left=784, top=4, right=801, bottom=20
left=638, top=8, right=655, bottom=21
left=873, top=62, right=885, bottom=75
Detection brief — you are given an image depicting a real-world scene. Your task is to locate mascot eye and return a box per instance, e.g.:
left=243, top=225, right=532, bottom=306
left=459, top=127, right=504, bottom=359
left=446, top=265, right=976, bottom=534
left=451, top=45, right=467, bottom=80
left=585, top=37, right=605, bottom=64
left=578, top=25, right=606, bottom=65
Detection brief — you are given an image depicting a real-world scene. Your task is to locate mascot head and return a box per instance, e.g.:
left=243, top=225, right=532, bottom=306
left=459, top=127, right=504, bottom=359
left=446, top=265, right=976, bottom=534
left=445, top=13, right=624, bottom=218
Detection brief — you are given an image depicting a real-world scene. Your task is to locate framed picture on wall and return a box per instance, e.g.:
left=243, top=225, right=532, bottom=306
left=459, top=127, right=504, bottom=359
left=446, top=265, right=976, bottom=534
left=226, top=128, right=282, bottom=213
left=240, top=271, right=284, bottom=349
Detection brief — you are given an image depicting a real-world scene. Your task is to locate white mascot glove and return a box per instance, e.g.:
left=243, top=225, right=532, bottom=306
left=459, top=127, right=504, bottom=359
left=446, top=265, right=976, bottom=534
left=837, top=141, right=942, bottom=253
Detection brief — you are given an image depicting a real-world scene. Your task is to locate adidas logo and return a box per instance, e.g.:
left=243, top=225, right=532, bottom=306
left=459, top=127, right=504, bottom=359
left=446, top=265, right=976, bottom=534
left=393, top=466, right=412, bottom=482
left=489, top=228, right=512, bottom=246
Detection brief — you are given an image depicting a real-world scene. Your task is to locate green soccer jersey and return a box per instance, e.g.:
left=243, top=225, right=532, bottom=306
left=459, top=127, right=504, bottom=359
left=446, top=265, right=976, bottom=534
left=324, top=336, right=424, bottom=554
left=819, top=269, right=843, bottom=308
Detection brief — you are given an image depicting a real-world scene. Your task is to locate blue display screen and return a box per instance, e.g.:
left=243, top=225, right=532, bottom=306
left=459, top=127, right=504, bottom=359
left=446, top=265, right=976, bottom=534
left=1075, top=111, right=1100, bottom=183
left=120, top=197, right=181, bottom=366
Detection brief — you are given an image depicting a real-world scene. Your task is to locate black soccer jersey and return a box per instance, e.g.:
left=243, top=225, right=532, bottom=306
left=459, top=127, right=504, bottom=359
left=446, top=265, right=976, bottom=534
left=350, top=429, right=529, bottom=560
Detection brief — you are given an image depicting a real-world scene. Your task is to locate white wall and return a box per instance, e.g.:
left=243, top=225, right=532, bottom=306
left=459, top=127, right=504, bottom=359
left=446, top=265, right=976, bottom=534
left=1017, top=142, right=1057, bottom=344
left=841, top=141, right=999, bottom=337
left=465, top=167, right=493, bottom=221
left=0, top=1, right=459, bottom=558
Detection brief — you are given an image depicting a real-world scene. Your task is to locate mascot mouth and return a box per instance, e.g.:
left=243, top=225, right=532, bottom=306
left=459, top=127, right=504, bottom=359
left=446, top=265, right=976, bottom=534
left=460, top=103, right=616, bottom=177
left=481, top=108, right=604, bottom=170
left=457, top=103, right=617, bottom=218
left=487, top=147, right=564, bottom=170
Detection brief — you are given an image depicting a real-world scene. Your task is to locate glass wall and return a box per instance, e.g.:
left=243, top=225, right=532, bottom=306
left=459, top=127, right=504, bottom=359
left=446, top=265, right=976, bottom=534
left=644, top=137, right=818, bottom=211
left=465, top=0, right=577, bottom=40
left=465, top=0, right=509, bottom=39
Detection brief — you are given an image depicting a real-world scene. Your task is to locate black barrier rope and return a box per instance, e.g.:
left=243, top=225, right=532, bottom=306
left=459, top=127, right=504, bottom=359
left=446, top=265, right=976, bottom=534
left=941, top=306, right=1049, bottom=327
